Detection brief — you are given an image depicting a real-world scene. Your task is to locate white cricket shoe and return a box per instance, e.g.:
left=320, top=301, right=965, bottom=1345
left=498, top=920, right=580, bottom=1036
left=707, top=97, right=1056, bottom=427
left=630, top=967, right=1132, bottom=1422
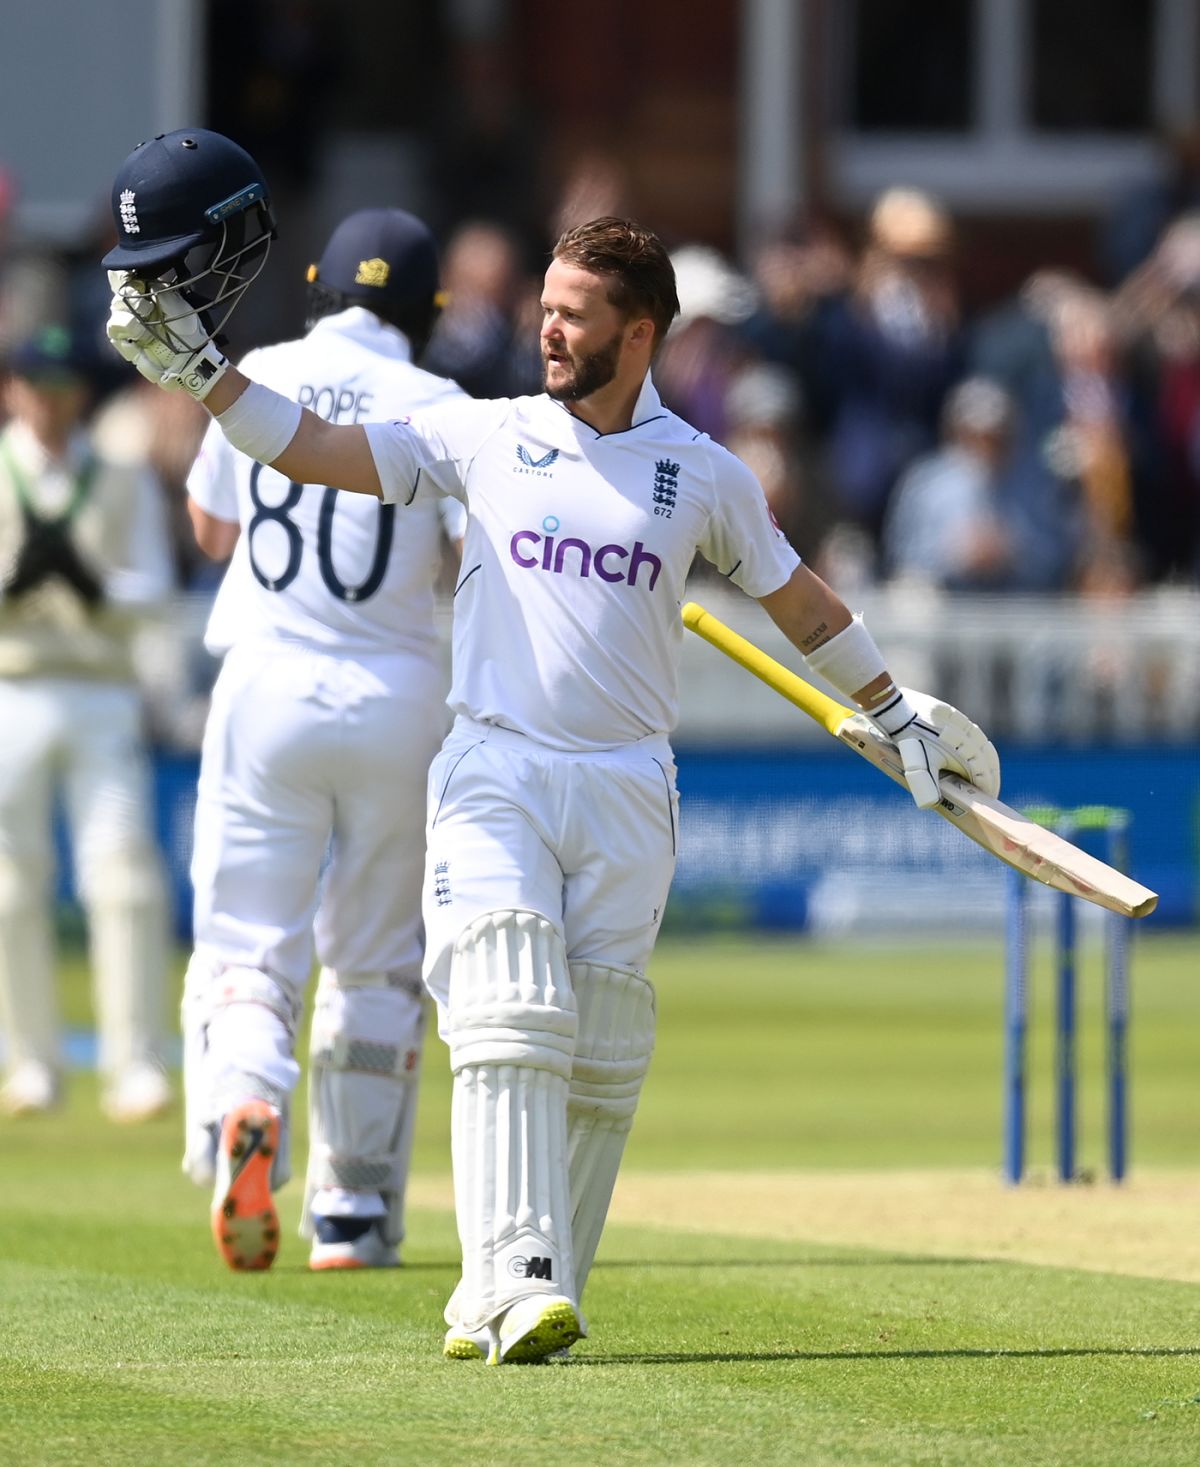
left=442, top=1320, right=493, bottom=1361
left=443, top=1294, right=586, bottom=1364
left=0, top=1060, right=59, bottom=1116
left=102, top=1062, right=172, bottom=1123
left=497, top=1294, right=585, bottom=1364
left=210, top=1098, right=281, bottom=1271
left=308, top=1216, right=399, bottom=1271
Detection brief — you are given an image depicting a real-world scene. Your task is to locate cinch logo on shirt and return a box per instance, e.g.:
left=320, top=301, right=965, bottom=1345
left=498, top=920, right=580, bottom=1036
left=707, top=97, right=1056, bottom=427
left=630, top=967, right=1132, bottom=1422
left=510, top=527, right=662, bottom=590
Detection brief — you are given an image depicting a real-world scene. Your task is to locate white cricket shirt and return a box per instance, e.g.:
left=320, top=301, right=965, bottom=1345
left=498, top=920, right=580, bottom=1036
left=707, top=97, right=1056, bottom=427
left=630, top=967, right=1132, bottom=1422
left=366, top=375, right=800, bottom=751
left=188, top=307, right=467, bottom=656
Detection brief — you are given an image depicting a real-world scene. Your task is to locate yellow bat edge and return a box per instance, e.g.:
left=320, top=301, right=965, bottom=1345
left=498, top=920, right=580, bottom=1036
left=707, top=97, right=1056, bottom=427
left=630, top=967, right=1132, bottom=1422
left=680, top=601, right=1159, bottom=919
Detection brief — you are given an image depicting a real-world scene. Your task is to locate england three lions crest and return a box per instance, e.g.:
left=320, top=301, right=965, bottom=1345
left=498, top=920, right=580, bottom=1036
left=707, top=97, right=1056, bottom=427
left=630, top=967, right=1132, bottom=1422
left=652, top=459, right=679, bottom=516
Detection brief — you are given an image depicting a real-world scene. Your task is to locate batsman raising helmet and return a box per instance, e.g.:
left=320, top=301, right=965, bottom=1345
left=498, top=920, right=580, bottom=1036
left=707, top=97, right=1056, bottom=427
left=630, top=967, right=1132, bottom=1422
left=105, top=134, right=1001, bottom=1361
left=104, top=130, right=467, bottom=1273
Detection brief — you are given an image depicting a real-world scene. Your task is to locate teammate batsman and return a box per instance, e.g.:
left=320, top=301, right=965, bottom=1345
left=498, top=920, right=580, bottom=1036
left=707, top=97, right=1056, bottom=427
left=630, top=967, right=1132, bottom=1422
left=102, top=131, right=467, bottom=1271
left=105, top=154, right=1001, bottom=1357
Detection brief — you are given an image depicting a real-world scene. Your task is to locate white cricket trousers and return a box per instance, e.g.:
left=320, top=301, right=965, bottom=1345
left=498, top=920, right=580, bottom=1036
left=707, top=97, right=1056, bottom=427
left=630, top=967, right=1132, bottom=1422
left=420, top=715, right=680, bottom=1016
left=0, top=676, right=167, bottom=1077
left=191, top=640, right=449, bottom=1007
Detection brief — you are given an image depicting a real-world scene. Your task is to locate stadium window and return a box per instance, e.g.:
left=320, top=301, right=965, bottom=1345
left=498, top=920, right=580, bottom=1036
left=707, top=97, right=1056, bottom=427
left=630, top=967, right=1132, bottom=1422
left=1030, top=0, right=1153, bottom=132
left=849, top=0, right=974, bottom=132
left=825, top=0, right=1200, bottom=211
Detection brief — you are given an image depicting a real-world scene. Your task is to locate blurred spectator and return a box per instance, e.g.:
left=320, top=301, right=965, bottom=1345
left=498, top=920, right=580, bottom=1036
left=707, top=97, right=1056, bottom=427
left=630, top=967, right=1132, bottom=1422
left=424, top=38, right=548, bottom=268
left=809, top=522, right=878, bottom=600
left=972, top=274, right=1132, bottom=591
left=1113, top=212, right=1200, bottom=582
left=551, top=149, right=636, bottom=240
left=422, top=220, right=542, bottom=398
left=723, top=361, right=831, bottom=564
left=0, top=325, right=174, bottom=1120
left=655, top=244, right=756, bottom=441
left=817, top=187, right=966, bottom=548
left=969, top=268, right=1086, bottom=401
left=1098, top=123, right=1200, bottom=286
left=737, top=221, right=853, bottom=438
left=883, top=376, right=1019, bottom=590
left=1044, top=287, right=1141, bottom=594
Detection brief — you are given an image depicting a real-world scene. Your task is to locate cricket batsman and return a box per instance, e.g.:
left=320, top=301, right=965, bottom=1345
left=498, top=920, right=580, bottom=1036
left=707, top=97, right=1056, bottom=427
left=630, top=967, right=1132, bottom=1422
left=104, top=131, right=1001, bottom=1361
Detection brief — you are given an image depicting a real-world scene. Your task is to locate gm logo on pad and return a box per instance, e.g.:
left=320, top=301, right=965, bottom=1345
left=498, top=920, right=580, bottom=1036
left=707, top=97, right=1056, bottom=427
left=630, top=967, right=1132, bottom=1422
left=507, top=1255, right=553, bottom=1280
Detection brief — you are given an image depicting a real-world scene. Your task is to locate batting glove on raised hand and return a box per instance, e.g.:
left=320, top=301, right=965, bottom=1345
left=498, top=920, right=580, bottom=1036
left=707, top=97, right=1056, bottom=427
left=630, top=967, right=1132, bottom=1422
left=872, top=687, right=1001, bottom=810
left=106, top=270, right=229, bottom=400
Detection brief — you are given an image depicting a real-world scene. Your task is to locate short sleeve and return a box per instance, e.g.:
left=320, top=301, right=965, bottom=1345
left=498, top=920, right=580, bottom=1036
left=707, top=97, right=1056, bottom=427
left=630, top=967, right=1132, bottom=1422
left=185, top=414, right=240, bottom=522
left=696, top=445, right=800, bottom=597
left=365, top=396, right=511, bottom=508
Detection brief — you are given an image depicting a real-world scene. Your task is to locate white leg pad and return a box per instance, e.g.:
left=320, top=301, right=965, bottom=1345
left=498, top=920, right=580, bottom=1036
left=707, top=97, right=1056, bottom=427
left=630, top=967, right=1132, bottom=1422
left=0, top=853, right=58, bottom=1073
left=447, top=909, right=577, bottom=1333
left=79, top=844, right=169, bottom=1080
left=301, top=967, right=426, bottom=1246
left=568, top=961, right=656, bottom=1301
left=180, top=953, right=300, bottom=1188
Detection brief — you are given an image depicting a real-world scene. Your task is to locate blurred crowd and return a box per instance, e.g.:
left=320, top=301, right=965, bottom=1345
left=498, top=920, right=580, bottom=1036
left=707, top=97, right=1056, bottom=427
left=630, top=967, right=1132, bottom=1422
left=1, top=152, right=1199, bottom=731
left=656, top=184, right=1200, bottom=599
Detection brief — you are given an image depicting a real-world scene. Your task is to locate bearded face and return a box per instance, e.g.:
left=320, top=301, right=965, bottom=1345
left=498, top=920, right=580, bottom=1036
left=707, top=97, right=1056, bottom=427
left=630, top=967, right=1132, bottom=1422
left=542, top=327, right=624, bottom=402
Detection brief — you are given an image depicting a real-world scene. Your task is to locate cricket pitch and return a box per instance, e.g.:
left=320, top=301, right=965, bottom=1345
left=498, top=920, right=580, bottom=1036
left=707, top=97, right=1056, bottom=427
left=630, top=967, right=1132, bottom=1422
left=409, top=1169, right=1200, bottom=1283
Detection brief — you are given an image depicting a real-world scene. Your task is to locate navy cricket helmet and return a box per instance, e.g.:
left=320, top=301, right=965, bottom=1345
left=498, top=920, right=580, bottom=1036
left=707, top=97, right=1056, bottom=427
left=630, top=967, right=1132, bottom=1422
left=103, top=128, right=276, bottom=347
left=304, top=207, right=445, bottom=349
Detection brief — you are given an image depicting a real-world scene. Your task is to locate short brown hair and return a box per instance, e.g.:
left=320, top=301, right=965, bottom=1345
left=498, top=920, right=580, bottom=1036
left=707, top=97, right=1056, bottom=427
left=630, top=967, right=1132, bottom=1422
left=552, top=216, right=680, bottom=348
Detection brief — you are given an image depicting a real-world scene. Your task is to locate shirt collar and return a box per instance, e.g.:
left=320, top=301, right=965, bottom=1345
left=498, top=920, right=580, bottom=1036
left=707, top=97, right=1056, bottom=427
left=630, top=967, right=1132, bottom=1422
left=631, top=372, right=664, bottom=425
left=547, top=370, right=668, bottom=439
left=309, top=307, right=414, bottom=362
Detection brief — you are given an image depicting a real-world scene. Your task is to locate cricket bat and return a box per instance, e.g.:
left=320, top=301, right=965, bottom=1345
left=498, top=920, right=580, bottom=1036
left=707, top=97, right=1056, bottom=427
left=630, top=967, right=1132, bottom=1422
left=681, top=602, right=1158, bottom=919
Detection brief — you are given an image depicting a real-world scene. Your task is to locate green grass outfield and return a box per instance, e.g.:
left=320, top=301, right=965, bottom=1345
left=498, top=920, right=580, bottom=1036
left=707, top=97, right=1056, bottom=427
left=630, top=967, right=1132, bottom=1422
left=2, top=930, right=1199, bottom=1467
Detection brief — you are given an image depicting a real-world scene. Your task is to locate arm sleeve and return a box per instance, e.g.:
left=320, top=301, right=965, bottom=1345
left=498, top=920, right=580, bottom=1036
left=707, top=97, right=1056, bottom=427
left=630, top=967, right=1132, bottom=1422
left=696, top=444, right=801, bottom=598
left=364, top=396, right=511, bottom=508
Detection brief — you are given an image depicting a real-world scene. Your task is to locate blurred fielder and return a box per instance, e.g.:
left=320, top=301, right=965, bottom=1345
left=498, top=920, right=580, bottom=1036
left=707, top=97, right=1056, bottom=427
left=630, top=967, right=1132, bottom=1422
left=104, top=132, right=466, bottom=1272
left=105, top=133, right=1001, bottom=1359
left=0, top=324, right=173, bottom=1122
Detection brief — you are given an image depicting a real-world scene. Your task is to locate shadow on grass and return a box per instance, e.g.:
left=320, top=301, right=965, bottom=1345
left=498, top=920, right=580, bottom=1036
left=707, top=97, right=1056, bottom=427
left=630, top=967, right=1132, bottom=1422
left=594, top=1256, right=987, bottom=1269
left=293, top=1260, right=463, bottom=1275
left=575, top=1345, right=1200, bottom=1366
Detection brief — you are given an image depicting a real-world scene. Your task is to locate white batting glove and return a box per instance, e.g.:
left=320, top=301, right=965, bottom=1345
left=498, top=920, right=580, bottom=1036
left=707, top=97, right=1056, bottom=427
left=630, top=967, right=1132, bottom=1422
left=873, top=687, right=1001, bottom=809
left=106, top=270, right=229, bottom=400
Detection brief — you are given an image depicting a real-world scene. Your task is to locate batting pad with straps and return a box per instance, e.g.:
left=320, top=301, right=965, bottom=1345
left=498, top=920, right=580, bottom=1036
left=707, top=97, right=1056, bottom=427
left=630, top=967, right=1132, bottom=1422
left=79, top=842, right=169, bottom=1081
left=301, top=967, right=426, bottom=1246
left=180, top=953, right=299, bottom=1188
left=0, top=852, right=57, bottom=1073
left=447, top=909, right=578, bottom=1332
left=567, top=961, right=656, bottom=1301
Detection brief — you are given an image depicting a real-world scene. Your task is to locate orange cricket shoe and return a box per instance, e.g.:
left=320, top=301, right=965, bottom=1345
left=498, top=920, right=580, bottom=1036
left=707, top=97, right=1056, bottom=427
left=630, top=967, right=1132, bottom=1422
left=210, top=1098, right=281, bottom=1271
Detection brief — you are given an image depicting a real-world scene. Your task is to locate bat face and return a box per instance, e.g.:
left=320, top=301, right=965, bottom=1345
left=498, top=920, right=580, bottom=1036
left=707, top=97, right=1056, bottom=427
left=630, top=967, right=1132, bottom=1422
left=837, top=713, right=1156, bottom=919
left=681, top=602, right=1159, bottom=920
